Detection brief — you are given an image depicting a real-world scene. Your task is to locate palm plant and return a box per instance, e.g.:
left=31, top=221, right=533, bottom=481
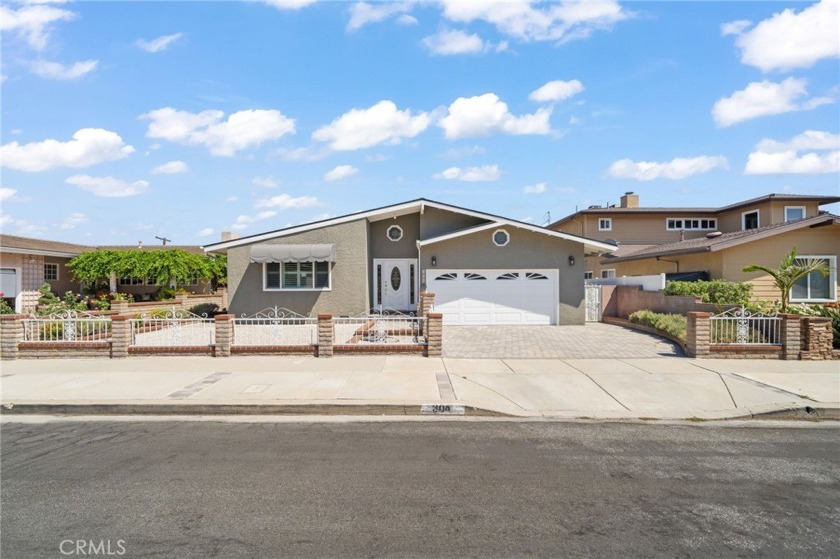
left=743, top=247, right=829, bottom=311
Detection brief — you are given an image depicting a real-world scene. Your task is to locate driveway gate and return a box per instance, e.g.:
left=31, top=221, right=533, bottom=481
left=585, top=284, right=601, bottom=322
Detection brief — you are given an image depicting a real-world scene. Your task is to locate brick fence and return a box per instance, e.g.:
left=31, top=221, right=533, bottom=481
left=607, top=286, right=735, bottom=319
left=0, top=309, right=443, bottom=360
left=685, top=312, right=835, bottom=360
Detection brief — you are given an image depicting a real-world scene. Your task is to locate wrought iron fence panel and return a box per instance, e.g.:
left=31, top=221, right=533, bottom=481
left=334, top=310, right=426, bottom=345
left=22, top=311, right=112, bottom=343
left=130, top=307, right=215, bottom=347
left=710, top=307, right=781, bottom=345
left=233, top=307, right=317, bottom=346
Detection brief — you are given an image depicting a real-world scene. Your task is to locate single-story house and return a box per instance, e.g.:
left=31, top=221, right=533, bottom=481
left=603, top=213, right=840, bottom=304
left=203, top=199, right=614, bottom=325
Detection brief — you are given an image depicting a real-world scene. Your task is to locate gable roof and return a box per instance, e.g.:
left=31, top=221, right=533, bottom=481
left=603, top=213, right=840, bottom=264
left=550, top=193, right=840, bottom=228
left=203, top=198, right=617, bottom=253
left=0, top=234, right=91, bottom=257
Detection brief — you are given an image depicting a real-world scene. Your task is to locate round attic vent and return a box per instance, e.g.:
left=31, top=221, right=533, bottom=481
left=706, top=231, right=723, bottom=239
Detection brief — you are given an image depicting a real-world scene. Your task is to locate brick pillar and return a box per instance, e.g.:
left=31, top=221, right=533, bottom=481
left=779, top=313, right=802, bottom=361
left=801, top=317, right=833, bottom=360
left=111, top=300, right=129, bottom=314
left=419, top=291, right=435, bottom=318
left=426, top=312, right=443, bottom=357
left=111, top=315, right=131, bottom=358
left=174, top=293, right=189, bottom=308
left=0, top=315, right=27, bottom=360
left=216, top=287, right=229, bottom=310
left=317, top=314, right=334, bottom=358
left=214, top=314, right=234, bottom=357
left=686, top=312, right=710, bottom=357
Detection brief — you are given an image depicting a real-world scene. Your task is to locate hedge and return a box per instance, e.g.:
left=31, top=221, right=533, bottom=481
left=628, top=310, right=687, bottom=341
left=664, top=280, right=752, bottom=305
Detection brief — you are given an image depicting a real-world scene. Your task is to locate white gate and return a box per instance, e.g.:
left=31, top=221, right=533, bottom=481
left=585, top=283, right=601, bottom=322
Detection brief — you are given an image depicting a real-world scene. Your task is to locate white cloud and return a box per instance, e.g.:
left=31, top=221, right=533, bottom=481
left=438, top=93, right=552, bottom=139
left=347, top=2, right=414, bottom=31
left=263, top=0, right=317, bottom=9
left=422, top=28, right=486, bottom=55
left=523, top=182, right=547, bottom=194
left=720, top=19, right=751, bottom=36
left=438, top=145, right=487, bottom=159
left=745, top=130, right=840, bottom=175
left=66, top=175, right=150, bottom=197
left=254, top=193, right=320, bottom=209
left=0, top=128, right=134, bottom=172
left=439, top=0, right=630, bottom=44
left=712, top=78, right=834, bottom=127
left=0, top=188, right=17, bottom=202
left=397, top=14, right=418, bottom=25
left=728, top=0, right=839, bottom=72
left=197, top=228, right=214, bottom=237
left=151, top=160, right=188, bottom=174
left=433, top=165, right=500, bottom=182
left=142, top=107, right=296, bottom=156
left=30, top=59, right=97, bottom=80
left=228, top=209, right=280, bottom=231
left=136, top=32, right=184, bottom=53
left=60, top=212, right=88, bottom=230
left=252, top=176, right=279, bottom=188
left=226, top=195, right=239, bottom=202
left=608, top=155, right=729, bottom=181
left=312, top=100, right=431, bottom=151
left=324, top=164, right=359, bottom=181
left=0, top=3, right=75, bottom=50
left=529, top=79, right=584, bottom=103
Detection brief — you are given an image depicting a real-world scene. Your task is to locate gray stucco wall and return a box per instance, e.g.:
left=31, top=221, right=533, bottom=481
left=419, top=206, right=487, bottom=240
left=419, top=226, right=586, bottom=325
left=226, top=219, right=369, bottom=316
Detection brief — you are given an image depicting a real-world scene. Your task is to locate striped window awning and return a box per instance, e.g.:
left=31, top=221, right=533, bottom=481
left=249, top=244, right=336, bottom=263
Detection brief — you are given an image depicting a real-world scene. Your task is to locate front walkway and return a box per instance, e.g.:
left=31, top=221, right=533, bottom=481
left=443, top=323, right=682, bottom=359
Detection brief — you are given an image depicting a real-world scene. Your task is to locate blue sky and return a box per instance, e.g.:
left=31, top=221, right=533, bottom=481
left=1, top=0, right=838, bottom=245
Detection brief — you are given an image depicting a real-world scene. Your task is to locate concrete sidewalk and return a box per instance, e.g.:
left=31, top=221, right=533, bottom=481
left=1, top=356, right=838, bottom=419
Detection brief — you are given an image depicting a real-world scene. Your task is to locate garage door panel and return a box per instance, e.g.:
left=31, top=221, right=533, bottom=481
left=427, top=269, right=557, bottom=325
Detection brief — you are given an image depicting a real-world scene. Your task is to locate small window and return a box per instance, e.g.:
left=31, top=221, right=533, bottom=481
left=584, top=271, right=594, bottom=279
left=497, top=272, right=519, bottom=280
left=742, top=210, right=760, bottom=230
left=266, top=261, right=330, bottom=290
left=598, top=218, right=612, bottom=231
left=601, top=269, right=616, bottom=279
left=464, top=273, right=486, bottom=280
left=409, top=264, right=415, bottom=305
left=434, top=273, right=458, bottom=281
left=785, top=206, right=805, bottom=222
left=526, top=272, right=548, bottom=280
left=492, top=229, right=510, bottom=247
left=667, top=218, right=716, bottom=231
left=44, top=263, right=58, bottom=281
left=386, top=225, right=403, bottom=242
left=376, top=265, right=382, bottom=305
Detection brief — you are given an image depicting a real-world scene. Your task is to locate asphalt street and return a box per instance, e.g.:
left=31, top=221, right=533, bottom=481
left=1, top=420, right=838, bottom=558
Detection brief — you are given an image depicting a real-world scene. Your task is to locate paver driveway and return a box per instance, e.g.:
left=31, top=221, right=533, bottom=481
left=443, top=323, right=683, bottom=359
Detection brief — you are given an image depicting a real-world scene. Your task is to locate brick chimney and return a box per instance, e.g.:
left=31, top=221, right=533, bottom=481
left=221, top=231, right=241, bottom=242
left=620, top=192, right=639, bottom=208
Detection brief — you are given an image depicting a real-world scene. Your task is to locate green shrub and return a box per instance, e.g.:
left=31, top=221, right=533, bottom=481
left=188, top=303, right=219, bottom=317
left=36, top=284, right=87, bottom=316
left=628, top=310, right=687, bottom=341
left=0, top=298, right=14, bottom=315
left=664, top=280, right=753, bottom=305
left=787, top=304, right=840, bottom=349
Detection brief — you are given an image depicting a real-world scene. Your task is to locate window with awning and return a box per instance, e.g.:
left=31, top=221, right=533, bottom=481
left=255, top=245, right=334, bottom=290
left=250, top=244, right=336, bottom=263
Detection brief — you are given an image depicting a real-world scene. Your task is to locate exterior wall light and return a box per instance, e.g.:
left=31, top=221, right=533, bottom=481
left=568, top=255, right=576, bottom=266
left=431, top=256, right=437, bottom=267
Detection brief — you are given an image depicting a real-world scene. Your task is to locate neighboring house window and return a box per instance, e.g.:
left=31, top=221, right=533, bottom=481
left=666, top=218, right=717, bottom=230
left=386, top=225, right=403, bottom=242
left=44, top=263, right=58, bottom=281
left=601, top=269, right=616, bottom=279
left=598, top=218, right=612, bottom=231
left=264, top=262, right=330, bottom=290
left=584, top=271, right=594, bottom=279
left=784, top=206, right=806, bottom=222
left=742, top=210, right=760, bottom=230
left=790, top=256, right=836, bottom=302
left=119, top=277, right=145, bottom=286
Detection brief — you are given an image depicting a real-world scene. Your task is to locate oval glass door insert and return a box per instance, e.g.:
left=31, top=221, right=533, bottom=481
left=390, top=267, right=402, bottom=290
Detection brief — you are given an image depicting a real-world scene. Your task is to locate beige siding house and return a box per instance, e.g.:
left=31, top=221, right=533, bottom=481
left=550, top=193, right=839, bottom=304
left=205, top=199, right=613, bottom=325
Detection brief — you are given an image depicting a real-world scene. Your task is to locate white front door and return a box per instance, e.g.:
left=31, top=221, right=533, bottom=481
left=374, top=259, right=418, bottom=311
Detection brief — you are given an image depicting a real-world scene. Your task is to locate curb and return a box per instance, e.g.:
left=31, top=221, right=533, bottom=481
left=0, top=403, right=512, bottom=418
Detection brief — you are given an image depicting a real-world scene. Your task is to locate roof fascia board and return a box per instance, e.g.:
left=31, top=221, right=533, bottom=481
left=0, top=247, right=81, bottom=258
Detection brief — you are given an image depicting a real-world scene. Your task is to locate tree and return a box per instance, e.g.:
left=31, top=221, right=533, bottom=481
left=67, top=249, right=227, bottom=288
left=742, top=247, right=829, bottom=311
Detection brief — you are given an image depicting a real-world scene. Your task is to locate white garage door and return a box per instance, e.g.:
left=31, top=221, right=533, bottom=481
left=426, top=269, right=558, bottom=325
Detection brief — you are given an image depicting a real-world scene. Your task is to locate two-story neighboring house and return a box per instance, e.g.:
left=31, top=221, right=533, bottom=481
left=550, top=193, right=840, bottom=304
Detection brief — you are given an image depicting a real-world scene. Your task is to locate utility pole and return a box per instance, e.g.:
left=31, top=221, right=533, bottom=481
left=155, top=236, right=171, bottom=246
